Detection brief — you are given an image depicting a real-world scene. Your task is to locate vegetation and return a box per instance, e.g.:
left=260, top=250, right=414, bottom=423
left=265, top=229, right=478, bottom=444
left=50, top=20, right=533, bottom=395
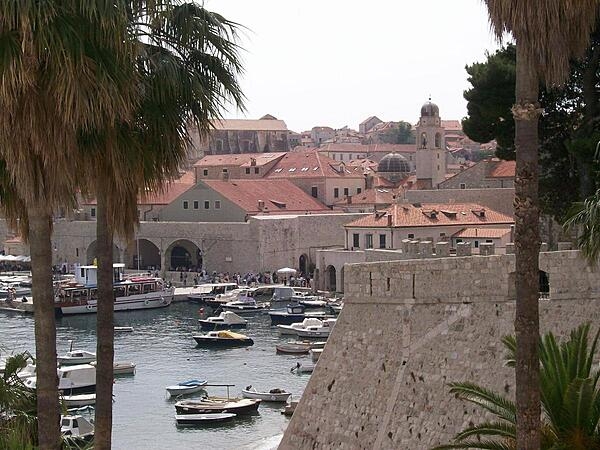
left=433, top=324, right=600, bottom=450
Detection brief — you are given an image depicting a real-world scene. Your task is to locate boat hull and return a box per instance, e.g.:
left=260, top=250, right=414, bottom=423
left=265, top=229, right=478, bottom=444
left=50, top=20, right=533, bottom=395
left=56, top=291, right=173, bottom=316
left=275, top=344, right=310, bottom=354
left=167, top=385, right=206, bottom=397
left=193, top=336, right=254, bottom=348
left=198, top=321, right=247, bottom=331
left=175, top=413, right=236, bottom=425
left=175, top=398, right=260, bottom=415
left=62, top=394, right=96, bottom=407
left=242, top=390, right=291, bottom=402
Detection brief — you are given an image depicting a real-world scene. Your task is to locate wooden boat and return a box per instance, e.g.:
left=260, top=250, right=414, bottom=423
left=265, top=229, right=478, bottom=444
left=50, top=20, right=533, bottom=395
left=242, top=386, right=291, bottom=402
left=275, top=343, right=310, bottom=354
left=62, top=393, right=96, bottom=407
left=175, top=413, right=236, bottom=425
left=193, top=330, right=254, bottom=348
left=57, top=350, right=96, bottom=366
left=174, top=397, right=261, bottom=415
left=198, top=311, right=247, bottom=330
left=166, top=379, right=208, bottom=397
left=290, top=362, right=315, bottom=374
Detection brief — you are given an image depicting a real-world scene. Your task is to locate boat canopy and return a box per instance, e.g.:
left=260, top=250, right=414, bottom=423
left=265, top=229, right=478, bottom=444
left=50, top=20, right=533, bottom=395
left=217, top=331, right=247, bottom=339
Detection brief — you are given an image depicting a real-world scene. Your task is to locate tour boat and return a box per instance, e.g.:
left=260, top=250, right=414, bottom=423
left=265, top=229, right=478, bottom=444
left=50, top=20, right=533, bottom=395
left=198, top=311, right=248, bottom=330
left=166, top=379, right=208, bottom=397
left=54, top=264, right=174, bottom=316
left=174, top=397, right=261, bottom=415
left=193, top=330, right=254, bottom=348
left=57, top=350, right=97, bottom=366
left=242, top=386, right=291, bottom=403
left=175, top=413, right=237, bottom=425
left=61, top=414, right=95, bottom=443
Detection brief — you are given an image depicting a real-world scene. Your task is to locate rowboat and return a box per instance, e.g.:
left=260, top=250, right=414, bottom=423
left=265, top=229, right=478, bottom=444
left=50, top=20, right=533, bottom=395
left=242, top=386, right=291, bottom=403
left=166, top=379, right=208, bottom=397
left=275, top=343, right=310, bottom=354
left=175, top=413, right=236, bottom=425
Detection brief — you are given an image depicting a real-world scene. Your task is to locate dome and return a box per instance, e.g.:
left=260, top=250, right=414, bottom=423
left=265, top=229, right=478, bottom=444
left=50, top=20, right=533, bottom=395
left=377, top=152, right=411, bottom=174
left=420, top=100, right=439, bottom=117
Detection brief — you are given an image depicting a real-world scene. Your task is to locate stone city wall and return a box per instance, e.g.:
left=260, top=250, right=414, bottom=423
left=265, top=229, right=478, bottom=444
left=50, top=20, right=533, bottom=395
left=280, top=250, right=600, bottom=449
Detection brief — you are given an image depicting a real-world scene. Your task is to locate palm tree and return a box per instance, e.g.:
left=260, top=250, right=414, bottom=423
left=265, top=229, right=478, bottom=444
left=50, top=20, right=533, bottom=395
left=0, top=2, right=138, bottom=447
left=433, top=324, right=600, bottom=450
left=85, top=3, right=245, bottom=448
left=563, top=189, right=600, bottom=264
left=482, top=2, right=599, bottom=447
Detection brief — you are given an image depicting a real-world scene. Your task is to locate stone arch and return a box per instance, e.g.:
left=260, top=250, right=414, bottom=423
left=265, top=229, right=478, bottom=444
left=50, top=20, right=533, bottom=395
left=434, top=132, right=441, bottom=148
left=539, top=270, right=550, bottom=299
left=86, top=241, right=122, bottom=264
left=420, top=132, right=427, bottom=149
left=131, top=239, right=161, bottom=270
left=165, top=239, right=202, bottom=271
left=299, top=254, right=308, bottom=277
left=325, top=265, right=337, bottom=292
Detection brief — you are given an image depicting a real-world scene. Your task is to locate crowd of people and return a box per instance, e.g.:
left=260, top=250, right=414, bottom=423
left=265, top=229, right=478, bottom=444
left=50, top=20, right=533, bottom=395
left=171, top=268, right=312, bottom=288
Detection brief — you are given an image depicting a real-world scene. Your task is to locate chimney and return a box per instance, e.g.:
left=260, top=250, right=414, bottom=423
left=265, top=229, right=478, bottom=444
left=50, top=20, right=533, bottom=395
left=250, top=158, right=257, bottom=166
left=222, top=171, right=230, bottom=181
left=258, top=200, right=265, bottom=210
left=510, top=224, right=515, bottom=242
left=347, top=195, right=352, bottom=205
left=387, top=214, right=393, bottom=227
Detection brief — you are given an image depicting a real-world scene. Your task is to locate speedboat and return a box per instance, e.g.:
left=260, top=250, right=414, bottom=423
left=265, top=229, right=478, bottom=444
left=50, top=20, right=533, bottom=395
left=61, top=414, right=94, bottom=443
left=25, top=364, right=96, bottom=395
left=269, top=303, right=334, bottom=325
left=175, top=413, right=236, bottom=425
left=277, top=317, right=324, bottom=336
left=242, top=386, right=291, bottom=403
left=192, top=330, right=254, bottom=348
left=295, top=319, right=337, bottom=339
left=166, top=379, right=208, bottom=397
left=175, top=397, right=261, bottom=415
left=198, top=311, right=247, bottom=330
left=222, top=290, right=268, bottom=314
left=57, top=350, right=96, bottom=366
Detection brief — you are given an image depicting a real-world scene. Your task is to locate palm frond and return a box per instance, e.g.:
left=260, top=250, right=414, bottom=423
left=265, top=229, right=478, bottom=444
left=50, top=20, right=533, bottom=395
left=448, top=382, right=516, bottom=423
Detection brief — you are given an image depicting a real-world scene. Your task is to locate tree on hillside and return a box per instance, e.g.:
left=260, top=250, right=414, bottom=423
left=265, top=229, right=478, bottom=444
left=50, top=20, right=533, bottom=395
left=0, top=3, right=137, bottom=447
left=483, top=1, right=598, bottom=448
left=86, top=3, right=245, bottom=448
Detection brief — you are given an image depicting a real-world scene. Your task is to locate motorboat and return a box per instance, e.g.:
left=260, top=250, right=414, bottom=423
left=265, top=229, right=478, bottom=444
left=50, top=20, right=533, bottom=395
left=275, top=343, right=311, bottom=354
left=310, top=348, right=323, bottom=363
left=114, top=326, right=134, bottom=332
left=242, top=386, right=291, bottom=403
left=290, top=362, right=315, bottom=374
left=25, top=364, right=96, bottom=395
left=175, top=413, right=236, bottom=425
left=193, top=330, right=254, bottom=348
left=198, top=311, right=247, bottom=330
left=222, top=298, right=268, bottom=314
left=62, top=393, right=96, bottom=408
left=187, top=283, right=239, bottom=304
left=269, top=303, right=334, bottom=325
left=61, top=414, right=94, bottom=443
left=58, top=350, right=96, bottom=366
left=55, top=264, right=174, bottom=315
left=174, top=397, right=261, bottom=415
left=166, top=379, right=208, bottom=397
left=327, top=302, right=343, bottom=315
left=90, top=361, right=136, bottom=376
left=295, top=319, right=337, bottom=339
left=277, top=318, right=324, bottom=336
left=271, top=286, right=325, bottom=309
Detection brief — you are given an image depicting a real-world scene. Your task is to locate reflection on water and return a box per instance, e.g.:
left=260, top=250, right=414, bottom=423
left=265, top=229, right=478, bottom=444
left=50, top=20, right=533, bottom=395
left=0, top=302, right=312, bottom=449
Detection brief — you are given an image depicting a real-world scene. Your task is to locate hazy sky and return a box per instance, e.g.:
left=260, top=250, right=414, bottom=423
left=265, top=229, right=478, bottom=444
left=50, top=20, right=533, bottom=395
left=205, top=0, right=500, bottom=132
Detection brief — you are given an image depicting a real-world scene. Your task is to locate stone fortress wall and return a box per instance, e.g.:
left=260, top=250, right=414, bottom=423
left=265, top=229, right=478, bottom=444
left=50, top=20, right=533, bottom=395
left=280, top=250, right=600, bottom=449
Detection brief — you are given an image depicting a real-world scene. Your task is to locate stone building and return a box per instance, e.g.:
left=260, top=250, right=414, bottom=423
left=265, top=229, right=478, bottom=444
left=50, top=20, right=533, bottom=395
left=439, top=158, right=515, bottom=189
left=415, top=99, right=447, bottom=189
left=310, top=126, right=335, bottom=146
left=359, top=115, right=382, bottom=134
left=193, top=153, right=286, bottom=181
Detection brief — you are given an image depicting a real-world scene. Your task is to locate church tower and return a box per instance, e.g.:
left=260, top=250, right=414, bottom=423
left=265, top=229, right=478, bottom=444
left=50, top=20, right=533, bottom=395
left=415, top=99, right=446, bottom=189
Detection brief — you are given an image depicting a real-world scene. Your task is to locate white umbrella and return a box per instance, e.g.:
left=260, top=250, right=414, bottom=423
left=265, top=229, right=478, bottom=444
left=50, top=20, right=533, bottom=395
left=277, top=267, right=297, bottom=275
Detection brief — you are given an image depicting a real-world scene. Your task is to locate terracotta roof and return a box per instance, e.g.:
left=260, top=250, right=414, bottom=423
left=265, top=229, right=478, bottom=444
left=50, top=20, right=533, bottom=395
left=202, top=179, right=330, bottom=214
left=265, top=150, right=364, bottom=179
left=345, top=203, right=514, bottom=228
left=318, top=143, right=417, bottom=154
left=212, top=118, right=288, bottom=131
left=193, top=153, right=286, bottom=168
left=441, top=120, right=462, bottom=131
left=334, top=187, right=397, bottom=206
left=487, top=160, right=516, bottom=178
left=453, top=227, right=512, bottom=239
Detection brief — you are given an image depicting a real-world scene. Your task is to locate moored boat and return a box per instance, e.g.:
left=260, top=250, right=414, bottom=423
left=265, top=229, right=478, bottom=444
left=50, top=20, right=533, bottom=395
left=166, top=379, right=208, bottom=397
left=90, top=360, right=136, bottom=376
left=193, top=330, right=254, bottom=348
left=62, top=393, right=96, bottom=408
left=290, top=362, right=315, bottom=374
left=198, top=311, right=247, bottom=330
left=242, top=386, right=291, bottom=402
left=277, top=318, right=324, bottom=336
left=61, top=414, right=94, bottom=443
left=26, top=364, right=96, bottom=395
left=174, top=397, right=261, bottom=415
left=175, top=413, right=236, bottom=425
left=269, top=304, right=334, bottom=325
left=275, top=343, right=311, bottom=354
left=187, top=283, right=238, bottom=304
left=57, top=350, right=96, bottom=366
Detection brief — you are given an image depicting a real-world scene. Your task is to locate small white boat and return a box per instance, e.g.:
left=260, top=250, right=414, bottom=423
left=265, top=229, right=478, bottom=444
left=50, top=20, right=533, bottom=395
left=90, top=361, right=136, bottom=376
left=166, top=379, right=208, bottom=397
left=61, top=414, right=94, bottom=442
left=198, top=311, right=247, bottom=330
left=62, top=393, right=96, bottom=407
left=277, top=318, right=324, bottom=336
left=57, top=350, right=96, bottom=366
left=175, top=413, right=236, bottom=425
left=275, top=343, right=310, bottom=354
left=310, top=348, right=323, bottom=363
left=242, top=386, right=291, bottom=402
left=295, top=319, right=337, bottom=339
left=290, top=362, right=315, bottom=374
left=114, top=326, right=134, bottom=332
left=222, top=297, right=268, bottom=314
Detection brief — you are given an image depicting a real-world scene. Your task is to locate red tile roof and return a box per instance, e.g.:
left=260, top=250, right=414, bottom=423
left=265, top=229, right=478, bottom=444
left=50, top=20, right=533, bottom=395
left=318, top=143, right=417, bottom=154
left=211, top=118, right=288, bottom=131
left=193, top=153, right=286, bottom=168
left=345, top=203, right=514, bottom=228
left=265, top=150, right=364, bottom=179
left=453, top=227, right=512, bottom=239
left=487, top=160, right=516, bottom=178
left=441, top=120, right=462, bottom=131
left=202, top=179, right=330, bottom=214
left=334, top=187, right=398, bottom=206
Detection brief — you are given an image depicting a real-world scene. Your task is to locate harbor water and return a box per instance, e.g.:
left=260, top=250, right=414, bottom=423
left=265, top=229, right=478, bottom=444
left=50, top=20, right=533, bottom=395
left=0, top=302, right=313, bottom=449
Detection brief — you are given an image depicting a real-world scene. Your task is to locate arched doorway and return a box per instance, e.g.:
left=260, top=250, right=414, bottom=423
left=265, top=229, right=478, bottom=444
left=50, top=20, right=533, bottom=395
left=165, top=239, right=202, bottom=271
left=299, top=254, right=308, bottom=277
left=86, top=241, right=121, bottom=264
left=131, top=239, right=161, bottom=270
left=325, top=265, right=337, bottom=292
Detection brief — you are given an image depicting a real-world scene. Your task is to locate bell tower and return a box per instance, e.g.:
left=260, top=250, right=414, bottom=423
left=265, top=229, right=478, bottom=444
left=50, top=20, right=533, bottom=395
left=415, top=98, right=446, bottom=189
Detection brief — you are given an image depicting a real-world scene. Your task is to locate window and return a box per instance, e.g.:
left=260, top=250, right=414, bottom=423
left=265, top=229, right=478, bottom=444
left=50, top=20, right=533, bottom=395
left=274, top=168, right=283, bottom=173
left=245, top=168, right=250, bottom=174
left=301, top=167, right=309, bottom=172
left=76, top=248, right=79, bottom=257
left=254, top=167, right=259, bottom=174
left=204, top=201, right=210, bottom=210
left=408, top=233, right=415, bottom=239
left=365, top=234, right=373, bottom=249
left=215, top=200, right=221, bottom=209
left=193, top=201, right=199, bottom=210
left=311, top=187, right=318, bottom=198
left=460, top=183, right=466, bottom=189
left=183, top=201, right=189, bottom=210
left=203, top=169, right=208, bottom=176
left=222, top=168, right=228, bottom=173
left=486, top=239, right=493, bottom=243
left=353, top=233, right=360, bottom=248
left=343, top=188, right=349, bottom=196
left=474, top=241, right=479, bottom=248
left=334, top=188, right=339, bottom=198
left=379, top=234, right=386, bottom=249
left=357, top=187, right=362, bottom=194
left=288, top=168, right=296, bottom=172
left=90, top=208, right=96, bottom=218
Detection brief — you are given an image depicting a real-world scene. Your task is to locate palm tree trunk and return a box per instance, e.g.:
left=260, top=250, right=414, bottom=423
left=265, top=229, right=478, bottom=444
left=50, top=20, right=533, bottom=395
left=28, top=206, right=60, bottom=449
left=514, top=43, right=541, bottom=450
left=94, top=180, right=114, bottom=450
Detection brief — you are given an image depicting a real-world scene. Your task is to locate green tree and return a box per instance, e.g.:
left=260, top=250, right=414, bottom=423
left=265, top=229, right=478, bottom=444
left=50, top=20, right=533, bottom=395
left=378, top=121, right=416, bottom=144
left=86, top=3, right=245, bottom=448
left=0, top=2, right=137, bottom=447
left=483, top=1, right=598, bottom=448
left=563, top=189, right=600, bottom=264
left=433, top=324, right=600, bottom=450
